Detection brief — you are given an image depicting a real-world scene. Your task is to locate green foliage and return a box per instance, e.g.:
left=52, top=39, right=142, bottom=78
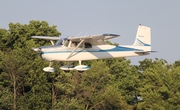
left=106, top=40, right=119, bottom=46
left=0, top=20, right=60, bottom=109
left=137, top=59, right=180, bottom=110
left=0, top=21, right=180, bottom=110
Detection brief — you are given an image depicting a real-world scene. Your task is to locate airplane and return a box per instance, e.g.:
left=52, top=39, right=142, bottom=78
left=32, top=25, right=152, bottom=72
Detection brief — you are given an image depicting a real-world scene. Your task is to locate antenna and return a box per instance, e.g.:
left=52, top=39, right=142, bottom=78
left=83, top=31, right=89, bottom=36
left=75, top=32, right=82, bottom=37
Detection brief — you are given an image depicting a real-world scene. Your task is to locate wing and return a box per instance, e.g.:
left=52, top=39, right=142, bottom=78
left=68, top=34, right=119, bottom=40
left=103, top=34, right=120, bottom=40
left=68, top=33, right=120, bottom=45
left=32, top=36, right=61, bottom=45
left=32, top=36, right=60, bottom=40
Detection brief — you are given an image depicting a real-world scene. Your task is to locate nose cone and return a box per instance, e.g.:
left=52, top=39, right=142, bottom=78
left=32, top=48, right=45, bottom=60
left=32, top=48, right=41, bottom=52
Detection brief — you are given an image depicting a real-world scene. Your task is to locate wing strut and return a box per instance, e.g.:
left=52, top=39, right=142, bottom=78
left=50, top=40, right=54, bottom=45
left=67, top=39, right=84, bottom=59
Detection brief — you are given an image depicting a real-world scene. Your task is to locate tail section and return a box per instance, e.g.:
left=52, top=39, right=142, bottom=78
left=133, top=25, right=151, bottom=51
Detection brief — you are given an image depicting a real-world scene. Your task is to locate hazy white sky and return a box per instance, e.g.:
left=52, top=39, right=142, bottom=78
left=1, top=1, right=180, bottom=64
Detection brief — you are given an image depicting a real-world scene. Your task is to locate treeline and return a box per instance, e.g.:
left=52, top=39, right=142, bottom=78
left=0, top=21, right=180, bottom=110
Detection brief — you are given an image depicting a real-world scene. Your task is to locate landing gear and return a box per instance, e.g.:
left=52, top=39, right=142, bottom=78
left=43, top=62, right=56, bottom=72
left=42, top=60, right=90, bottom=72
left=60, top=60, right=90, bottom=72
left=60, top=65, right=75, bottom=72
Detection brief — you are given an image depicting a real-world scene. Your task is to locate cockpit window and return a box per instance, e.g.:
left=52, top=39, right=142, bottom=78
left=55, top=38, right=68, bottom=46
left=85, top=43, right=92, bottom=48
left=64, top=40, right=69, bottom=47
left=71, top=42, right=83, bottom=48
left=56, top=39, right=92, bottom=48
left=55, top=38, right=63, bottom=45
left=70, top=42, right=92, bottom=48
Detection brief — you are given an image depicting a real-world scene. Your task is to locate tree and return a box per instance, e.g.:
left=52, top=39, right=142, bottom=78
left=174, top=60, right=180, bottom=67
left=137, top=59, right=180, bottom=109
left=1, top=20, right=180, bottom=109
left=54, top=60, right=130, bottom=109
left=1, top=49, right=31, bottom=109
left=0, top=20, right=61, bottom=109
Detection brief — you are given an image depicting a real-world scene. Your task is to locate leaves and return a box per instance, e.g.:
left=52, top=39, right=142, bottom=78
left=0, top=20, right=180, bottom=109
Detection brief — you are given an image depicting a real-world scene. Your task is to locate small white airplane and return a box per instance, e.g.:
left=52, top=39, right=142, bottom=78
left=32, top=25, right=152, bottom=72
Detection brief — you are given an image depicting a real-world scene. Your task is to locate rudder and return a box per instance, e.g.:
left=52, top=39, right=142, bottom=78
left=133, top=25, right=151, bottom=47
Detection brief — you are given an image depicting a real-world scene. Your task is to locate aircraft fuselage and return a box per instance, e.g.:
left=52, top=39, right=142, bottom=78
left=40, top=45, right=150, bottom=61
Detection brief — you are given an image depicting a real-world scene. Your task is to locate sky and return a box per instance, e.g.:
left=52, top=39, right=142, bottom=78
left=1, top=1, right=180, bottom=65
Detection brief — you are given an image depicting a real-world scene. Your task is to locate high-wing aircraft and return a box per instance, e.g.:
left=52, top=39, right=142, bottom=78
left=32, top=25, right=152, bottom=72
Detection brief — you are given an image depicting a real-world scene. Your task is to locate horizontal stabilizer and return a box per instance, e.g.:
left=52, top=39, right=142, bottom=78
left=135, top=51, right=157, bottom=55
left=135, top=51, right=157, bottom=53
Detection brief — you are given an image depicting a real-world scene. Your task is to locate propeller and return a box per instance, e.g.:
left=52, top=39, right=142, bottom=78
left=32, top=47, right=42, bottom=53
left=32, top=48, right=44, bottom=59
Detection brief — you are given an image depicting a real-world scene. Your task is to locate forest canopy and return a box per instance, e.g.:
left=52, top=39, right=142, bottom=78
left=0, top=20, right=180, bottom=110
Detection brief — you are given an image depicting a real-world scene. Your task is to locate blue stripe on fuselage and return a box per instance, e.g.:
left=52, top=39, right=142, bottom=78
left=100, top=46, right=142, bottom=52
left=41, top=46, right=143, bottom=54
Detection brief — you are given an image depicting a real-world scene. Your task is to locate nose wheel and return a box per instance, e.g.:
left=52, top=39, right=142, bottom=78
left=43, top=62, right=55, bottom=72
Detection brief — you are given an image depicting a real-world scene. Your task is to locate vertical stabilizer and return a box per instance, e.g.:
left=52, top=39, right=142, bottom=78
left=133, top=25, right=151, bottom=47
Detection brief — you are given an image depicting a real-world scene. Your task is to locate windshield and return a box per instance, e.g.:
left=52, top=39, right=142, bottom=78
left=55, top=38, right=67, bottom=46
